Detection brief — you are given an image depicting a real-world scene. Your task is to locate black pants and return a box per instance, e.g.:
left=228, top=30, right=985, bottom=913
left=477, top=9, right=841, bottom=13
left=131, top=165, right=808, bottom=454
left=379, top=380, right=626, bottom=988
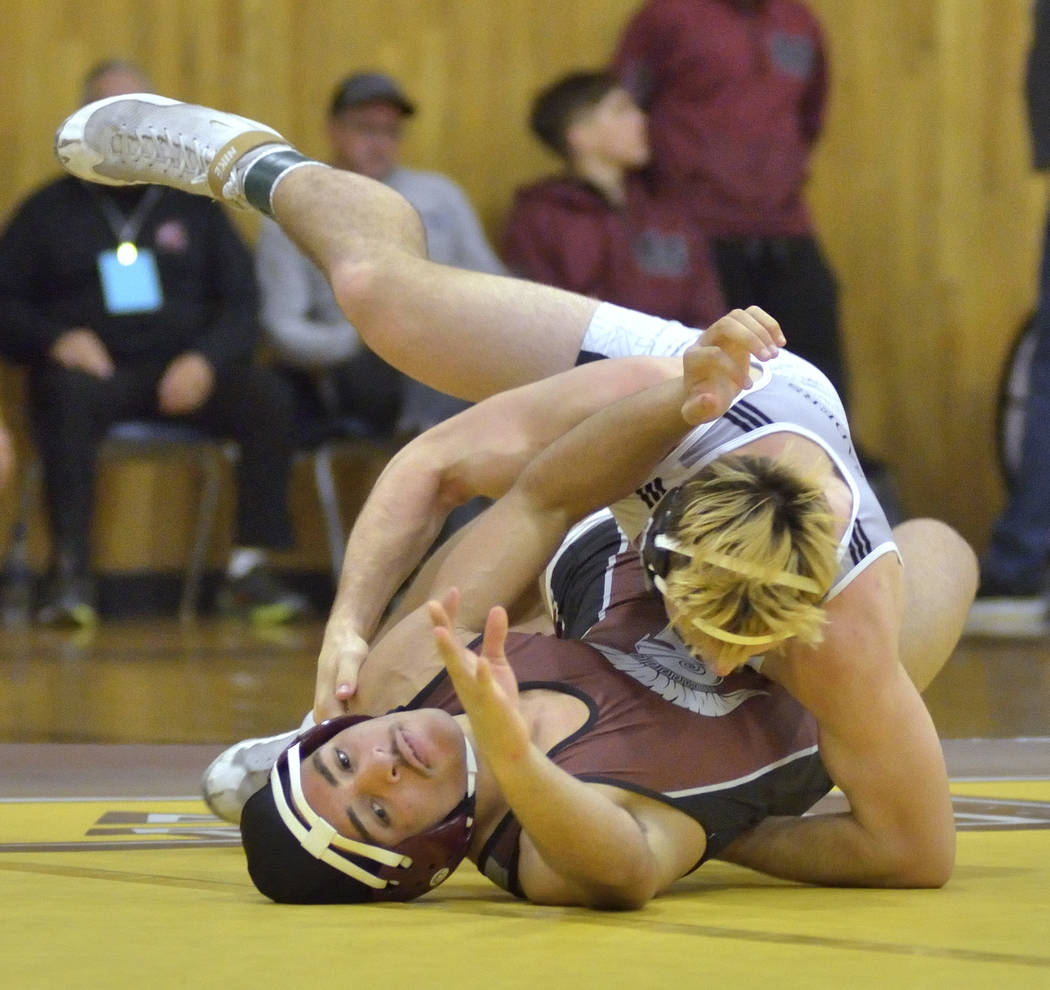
left=712, top=235, right=849, bottom=408
left=28, top=358, right=298, bottom=575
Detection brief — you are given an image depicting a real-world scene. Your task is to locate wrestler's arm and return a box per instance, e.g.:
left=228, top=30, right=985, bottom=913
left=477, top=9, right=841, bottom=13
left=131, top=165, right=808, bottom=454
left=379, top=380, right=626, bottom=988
left=429, top=595, right=703, bottom=909
left=350, top=472, right=593, bottom=715
left=331, top=357, right=682, bottom=637
left=718, top=563, right=956, bottom=887
left=506, top=308, right=781, bottom=525
left=394, top=312, right=780, bottom=642
left=349, top=442, right=631, bottom=716
left=318, top=356, right=682, bottom=717
left=352, top=372, right=713, bottom=717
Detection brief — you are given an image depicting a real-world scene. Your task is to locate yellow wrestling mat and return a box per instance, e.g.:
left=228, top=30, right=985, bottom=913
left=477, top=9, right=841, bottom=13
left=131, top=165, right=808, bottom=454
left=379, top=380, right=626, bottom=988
left=1, top=779, right=1049, bottom=989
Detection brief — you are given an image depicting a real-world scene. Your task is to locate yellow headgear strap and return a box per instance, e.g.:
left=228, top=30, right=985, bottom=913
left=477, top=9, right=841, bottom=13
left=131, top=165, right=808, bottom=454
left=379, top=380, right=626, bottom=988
left=687, top=613, right=782, bottom=647
left=653, top=534, right=822, bottom=594
left=652, top=570, right=782, bottom=645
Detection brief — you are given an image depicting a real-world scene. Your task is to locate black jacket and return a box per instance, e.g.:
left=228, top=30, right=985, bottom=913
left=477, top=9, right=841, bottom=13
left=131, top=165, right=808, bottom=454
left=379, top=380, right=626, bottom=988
left=0, top=176, right=259, bottom=369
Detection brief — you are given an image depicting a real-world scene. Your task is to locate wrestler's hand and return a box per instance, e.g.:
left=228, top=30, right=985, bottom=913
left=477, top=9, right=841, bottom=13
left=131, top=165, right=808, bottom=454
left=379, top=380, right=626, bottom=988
left=429, top=588, right=528, bottom=765
left=312, top=618, right=369, bottom=721
left=681, top=306, right=785, bottom=425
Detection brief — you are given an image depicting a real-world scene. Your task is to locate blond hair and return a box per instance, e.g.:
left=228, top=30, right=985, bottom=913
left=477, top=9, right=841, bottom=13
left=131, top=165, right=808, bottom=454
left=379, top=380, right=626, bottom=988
left=658, top=454, right=840, bottom=648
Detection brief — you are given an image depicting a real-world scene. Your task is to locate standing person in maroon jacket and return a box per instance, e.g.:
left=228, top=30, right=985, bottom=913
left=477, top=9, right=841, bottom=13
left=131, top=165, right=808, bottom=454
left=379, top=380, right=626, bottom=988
left=613, top=0, right=847, bottom=402
left=502, top=71, right=725, bottom=329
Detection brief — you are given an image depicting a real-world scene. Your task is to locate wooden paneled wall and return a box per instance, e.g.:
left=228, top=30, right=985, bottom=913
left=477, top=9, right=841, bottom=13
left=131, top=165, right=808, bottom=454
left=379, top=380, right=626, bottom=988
left=0, top=0, right=1041, bottom=572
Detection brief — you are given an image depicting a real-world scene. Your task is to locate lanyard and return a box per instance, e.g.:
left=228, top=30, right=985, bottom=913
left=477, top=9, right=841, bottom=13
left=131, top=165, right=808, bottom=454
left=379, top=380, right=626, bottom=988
left=89, top=185, right=164, bottom=247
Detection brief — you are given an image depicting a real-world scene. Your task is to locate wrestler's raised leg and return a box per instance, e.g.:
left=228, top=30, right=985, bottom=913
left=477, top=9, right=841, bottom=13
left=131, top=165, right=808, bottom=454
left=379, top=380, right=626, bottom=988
left=269, top=165, right=597, bottom=398
left=54, top=93, right=605, bottom=398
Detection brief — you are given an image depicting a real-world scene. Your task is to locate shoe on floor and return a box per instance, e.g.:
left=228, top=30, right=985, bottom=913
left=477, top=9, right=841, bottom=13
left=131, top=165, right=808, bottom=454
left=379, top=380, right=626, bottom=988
left=964, top=595, right=1049, bottom=638
left=36, top=574, right=98, bottom=629
left=201, top=724, right=305, bottom=824
left=216, top=565, right=312, bottom=625
left=54, top=92, right=285, bottom=205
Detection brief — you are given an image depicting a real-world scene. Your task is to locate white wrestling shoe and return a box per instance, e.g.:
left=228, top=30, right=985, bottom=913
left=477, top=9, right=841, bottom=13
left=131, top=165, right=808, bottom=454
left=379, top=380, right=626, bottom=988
left=54, top=93, right=287, bottom=206
left=201, top=716, right=312, bottom=824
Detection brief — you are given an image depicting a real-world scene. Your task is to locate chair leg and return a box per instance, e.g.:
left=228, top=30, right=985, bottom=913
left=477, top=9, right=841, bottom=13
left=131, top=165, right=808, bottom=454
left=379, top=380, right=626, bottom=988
left=1, top=456, right=41, bottom=626
left=312, top=443, right=346, bottom=587
left=180, top=445, right=225, bottom=623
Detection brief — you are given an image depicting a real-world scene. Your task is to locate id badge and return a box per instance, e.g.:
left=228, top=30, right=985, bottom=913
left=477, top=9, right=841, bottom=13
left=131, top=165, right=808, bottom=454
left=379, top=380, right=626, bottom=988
left=97, top=247, right=164, bottom=314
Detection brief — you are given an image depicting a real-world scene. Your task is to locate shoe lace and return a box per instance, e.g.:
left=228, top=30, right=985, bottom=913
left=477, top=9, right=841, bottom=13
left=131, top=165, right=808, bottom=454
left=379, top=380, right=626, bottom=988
left=119, top=125, right=210, bottom=178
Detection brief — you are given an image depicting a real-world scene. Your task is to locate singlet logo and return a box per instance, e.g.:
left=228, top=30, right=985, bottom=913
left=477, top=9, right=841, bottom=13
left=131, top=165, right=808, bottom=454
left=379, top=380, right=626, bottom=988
left=768, top=32, right=816, bottom=79
left=429, top=867, right=451, bottom=887
left=593, top=625, right=766, bottom=715
left=633, top=231, right=689, bottom=277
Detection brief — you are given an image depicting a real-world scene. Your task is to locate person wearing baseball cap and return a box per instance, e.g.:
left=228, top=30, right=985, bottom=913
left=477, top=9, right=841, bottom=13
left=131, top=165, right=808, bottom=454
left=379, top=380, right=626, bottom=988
left=325, top=71, right=417, bottom=182
left=328, top=71, right=416, bottom=119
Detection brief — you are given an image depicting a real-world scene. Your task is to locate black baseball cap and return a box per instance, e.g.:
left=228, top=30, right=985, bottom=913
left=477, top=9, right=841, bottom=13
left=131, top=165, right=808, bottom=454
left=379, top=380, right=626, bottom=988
left=329, top=72, right=416, bottom=117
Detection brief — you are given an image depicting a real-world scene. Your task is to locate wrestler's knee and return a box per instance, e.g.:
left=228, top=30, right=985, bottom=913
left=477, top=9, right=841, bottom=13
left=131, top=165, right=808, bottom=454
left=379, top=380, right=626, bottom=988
left=893, top=517, right=978, bottom=595
left=329, top=256, right=385, bottom=323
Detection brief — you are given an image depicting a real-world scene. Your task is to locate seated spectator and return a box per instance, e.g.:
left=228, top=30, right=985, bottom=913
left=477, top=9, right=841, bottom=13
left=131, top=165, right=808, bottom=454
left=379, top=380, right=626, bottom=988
left=502, top=70, right=725, bottom=328
left=255, top=71, right=507, bottom=440
left=0, top=59, right=309, bottom=626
